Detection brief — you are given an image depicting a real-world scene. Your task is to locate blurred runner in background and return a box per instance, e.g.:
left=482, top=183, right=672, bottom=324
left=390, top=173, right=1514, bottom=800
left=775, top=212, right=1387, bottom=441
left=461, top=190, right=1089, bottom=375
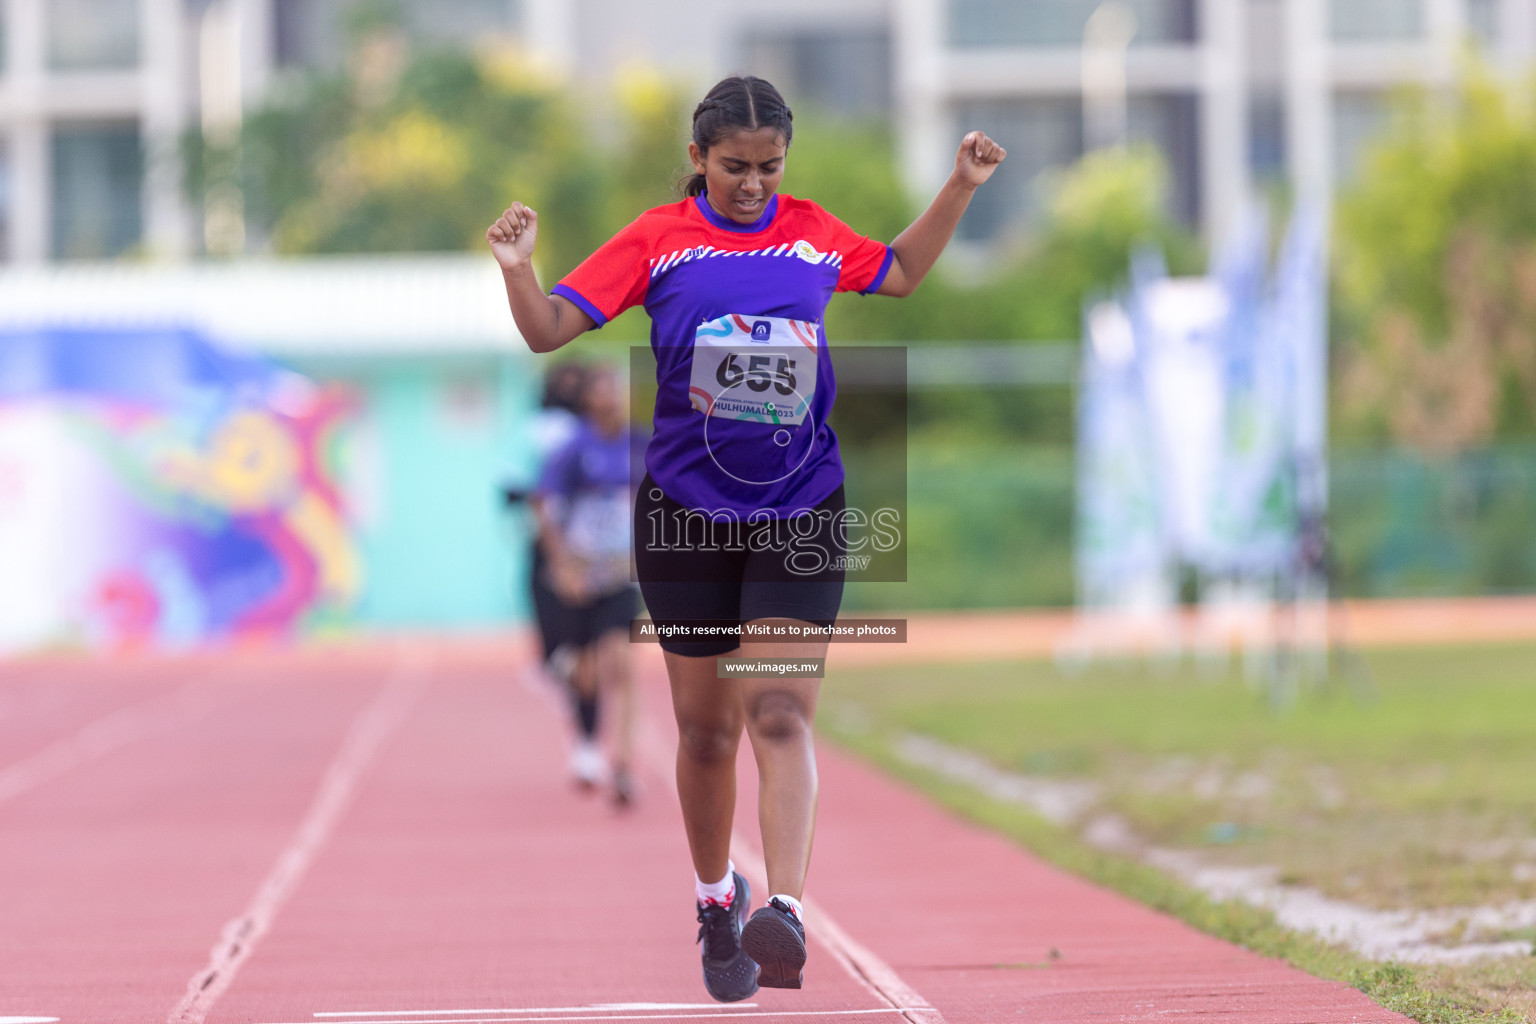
left=531, top=364, right=645, bottom=806
left=507, top=361, right=588, bottom=688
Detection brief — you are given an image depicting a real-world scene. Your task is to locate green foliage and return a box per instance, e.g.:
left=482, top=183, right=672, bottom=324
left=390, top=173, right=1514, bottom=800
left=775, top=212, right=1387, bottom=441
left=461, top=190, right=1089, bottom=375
left=843, top=441, right=1076, bottom=612
left=822, top=143, right=1202, bottom=345
left=1351, top=962, right=1527, bottom=1024
left=785, top=116, right=914, bottom=247
left=184, top=31, right=650, bottom=278
left=1337, top=61, right=1536, bottom=335
left=1331, top=447, right=1536, bottom=599
left=1034, top=145, right=1204, bottom=299
left=1334, top=57, right=1536, bottom=447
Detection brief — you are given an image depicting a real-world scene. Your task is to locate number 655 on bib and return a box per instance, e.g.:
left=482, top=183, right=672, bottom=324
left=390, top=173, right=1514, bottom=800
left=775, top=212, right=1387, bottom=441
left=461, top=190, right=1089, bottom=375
left=688, top=314, right=820, bottom=426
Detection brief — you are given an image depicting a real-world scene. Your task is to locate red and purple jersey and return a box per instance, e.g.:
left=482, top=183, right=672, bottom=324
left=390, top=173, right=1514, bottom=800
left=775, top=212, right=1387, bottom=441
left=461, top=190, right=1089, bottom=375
left=552, top=193, right=892, bottom=516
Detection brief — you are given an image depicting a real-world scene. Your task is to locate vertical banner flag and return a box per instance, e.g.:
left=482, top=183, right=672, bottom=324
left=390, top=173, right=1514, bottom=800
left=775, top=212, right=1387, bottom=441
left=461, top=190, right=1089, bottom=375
left=1073, top=203, right=1332, bottom=625
left=1076, top=298, right=1167, bottom=609
left=1276, top=203, right=1329, bottom=522
left=1209, top=203, right=1296, bottom=573
left=1136, top=274, right=1228, bottom=569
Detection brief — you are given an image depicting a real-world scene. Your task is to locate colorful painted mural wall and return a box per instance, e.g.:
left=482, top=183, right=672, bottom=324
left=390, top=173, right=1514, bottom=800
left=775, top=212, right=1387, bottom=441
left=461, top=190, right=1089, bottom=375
left=0, top=327, right=361, bottom=654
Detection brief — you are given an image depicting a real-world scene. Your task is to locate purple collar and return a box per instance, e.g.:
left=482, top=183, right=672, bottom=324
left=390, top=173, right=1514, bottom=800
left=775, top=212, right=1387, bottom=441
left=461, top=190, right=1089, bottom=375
left=693, top=193, right=780, bottom=233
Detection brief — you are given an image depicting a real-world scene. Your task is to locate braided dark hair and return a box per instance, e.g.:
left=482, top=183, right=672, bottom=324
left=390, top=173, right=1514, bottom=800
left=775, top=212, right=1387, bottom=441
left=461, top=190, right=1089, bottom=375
left=683, top=76, right=794, bottom=198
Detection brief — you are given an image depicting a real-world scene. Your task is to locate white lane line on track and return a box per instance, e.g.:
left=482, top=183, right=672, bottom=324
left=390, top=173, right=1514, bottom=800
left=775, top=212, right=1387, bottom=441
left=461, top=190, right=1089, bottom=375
left=0, top=671, right=224, bottom=806
left=259, top=1010, right=912, bottom=1023
left=630, top=688, right=949, bottom=1024
left=166, top=643, right=435, bottom=1024
left=314, top=1005, right=757, bottom=1016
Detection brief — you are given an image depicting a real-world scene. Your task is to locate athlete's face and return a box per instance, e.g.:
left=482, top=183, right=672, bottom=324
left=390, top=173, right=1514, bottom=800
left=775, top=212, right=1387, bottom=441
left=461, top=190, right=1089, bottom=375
left=689, top=127, right=787, bottom=224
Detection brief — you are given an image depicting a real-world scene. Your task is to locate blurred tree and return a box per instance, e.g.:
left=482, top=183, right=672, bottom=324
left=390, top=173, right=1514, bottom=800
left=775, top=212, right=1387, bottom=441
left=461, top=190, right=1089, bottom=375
left=823, top=140, right=1201, bottom=348
left=183, top=13, right=612, bottom=279
left=1335, top=58, right=1536, bottom=452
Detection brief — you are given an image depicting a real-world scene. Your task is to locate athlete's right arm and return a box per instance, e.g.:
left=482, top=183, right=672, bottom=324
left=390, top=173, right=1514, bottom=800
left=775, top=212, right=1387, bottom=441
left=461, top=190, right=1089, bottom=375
left=486, top=202, right=595, bottom=353
left=529, top=493, right=590, bottom=602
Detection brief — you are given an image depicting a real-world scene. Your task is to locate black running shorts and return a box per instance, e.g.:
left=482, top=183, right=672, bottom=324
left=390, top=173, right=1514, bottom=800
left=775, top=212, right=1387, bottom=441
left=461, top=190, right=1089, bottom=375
left=532, top=546, right=639, bottom=656
left=633, top=473, right=847, bottom=657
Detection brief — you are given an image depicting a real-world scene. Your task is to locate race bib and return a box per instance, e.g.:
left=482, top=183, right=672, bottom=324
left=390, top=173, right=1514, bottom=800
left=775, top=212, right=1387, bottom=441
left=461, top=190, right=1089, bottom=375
left=688, top=314, right=820, bottom=425
left=564, top=489, right=630, bottom=562
left=564, top=489, right=632, bottom=592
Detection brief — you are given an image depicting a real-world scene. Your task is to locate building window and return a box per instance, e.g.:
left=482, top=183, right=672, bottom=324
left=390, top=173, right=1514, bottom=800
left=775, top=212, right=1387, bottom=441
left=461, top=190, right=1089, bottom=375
left=275, top=0, right=519, bottom=68
left=1328, top=0, right=1422, bottom=42
left=407, top=0, right=519, bottom=46
left=947, top=0, right=1198, bottom=48
left=952, top=91, right=1200, bottom=241
left=1127, top=92, right=1200, bottom=226
left=46, top=0, right=139, bottom=71
left=1333, top=90, right=1392, bottom=182
left=273, top=0, right=343, bottom=69
left=738, top=28, right=892, bottom=118
left=1249, top=91, right=1287, bottom=183
left=1467, top=0, right=1500, bottom=47
left=51, top=122, right=143, bottom=259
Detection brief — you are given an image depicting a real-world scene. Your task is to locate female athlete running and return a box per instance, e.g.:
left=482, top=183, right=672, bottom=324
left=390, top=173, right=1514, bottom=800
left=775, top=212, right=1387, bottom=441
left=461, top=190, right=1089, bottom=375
left=486, top=75, right=1004, bottom=1002
left=531, top=364, right=645, bottom=806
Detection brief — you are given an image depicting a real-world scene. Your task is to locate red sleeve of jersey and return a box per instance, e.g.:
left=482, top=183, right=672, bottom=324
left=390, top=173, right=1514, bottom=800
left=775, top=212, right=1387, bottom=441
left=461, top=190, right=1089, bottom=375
left=826, top=212, right=895, bottom=295
left=551, top=215, right=651, bottom=327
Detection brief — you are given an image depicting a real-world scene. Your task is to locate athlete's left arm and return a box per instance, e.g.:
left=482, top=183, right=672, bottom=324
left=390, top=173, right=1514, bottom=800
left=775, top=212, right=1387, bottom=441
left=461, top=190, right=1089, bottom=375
left=876, top=131, right=1007, bottom=298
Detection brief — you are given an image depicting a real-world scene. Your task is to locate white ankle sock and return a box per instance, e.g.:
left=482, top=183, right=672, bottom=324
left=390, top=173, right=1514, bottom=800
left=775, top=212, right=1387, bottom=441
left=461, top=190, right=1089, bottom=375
left=695, top=861, right=736, bottom=908
left=769, top=893, right=803, bottom=922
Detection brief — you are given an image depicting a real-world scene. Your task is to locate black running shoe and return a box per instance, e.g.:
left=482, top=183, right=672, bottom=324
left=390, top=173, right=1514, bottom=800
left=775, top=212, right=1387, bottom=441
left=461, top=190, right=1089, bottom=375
left=696, top=871, right=758, bottom=1002
left=740, top=897, right=806, bottom=989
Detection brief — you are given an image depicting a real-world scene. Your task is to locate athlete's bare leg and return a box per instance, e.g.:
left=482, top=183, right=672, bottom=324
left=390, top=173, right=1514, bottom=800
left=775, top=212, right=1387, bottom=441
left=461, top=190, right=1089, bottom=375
left=595, top=628, right=634, bottom=771
left=569, top=647, right=598, bottom=700
left=667, top=648, right=744, bottom=883
left=738, top=619, right=829, bottom=901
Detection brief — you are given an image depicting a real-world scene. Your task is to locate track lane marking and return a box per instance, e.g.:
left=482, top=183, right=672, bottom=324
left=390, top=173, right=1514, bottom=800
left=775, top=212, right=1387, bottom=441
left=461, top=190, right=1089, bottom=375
left=166, top=643, right=434, bottom=1024
left=0, top=670, right=225, bottom=806
left=314, top=1005, right=757, bottom=1016
left=259, top=1011, right=911, bottom=1023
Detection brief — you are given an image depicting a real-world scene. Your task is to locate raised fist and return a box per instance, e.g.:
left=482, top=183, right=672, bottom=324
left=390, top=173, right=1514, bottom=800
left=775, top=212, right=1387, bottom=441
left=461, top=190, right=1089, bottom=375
left=487, top=201, right=538, bottom=271
left=954, top=131, right=1007, bottom=188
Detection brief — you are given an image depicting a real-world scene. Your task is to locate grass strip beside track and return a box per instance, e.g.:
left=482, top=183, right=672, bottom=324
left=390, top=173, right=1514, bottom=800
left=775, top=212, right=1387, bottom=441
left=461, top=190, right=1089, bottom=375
left=822, top=643, right=1536, bottom=1024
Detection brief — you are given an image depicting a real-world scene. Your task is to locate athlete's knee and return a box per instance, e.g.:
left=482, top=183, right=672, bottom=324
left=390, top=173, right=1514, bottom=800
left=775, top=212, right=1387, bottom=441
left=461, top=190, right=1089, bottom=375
left=568, top=652, right=598, bottom=698
left=745, top=689, right=812, bottom=744
left=677, top=720, right=740, bottom=764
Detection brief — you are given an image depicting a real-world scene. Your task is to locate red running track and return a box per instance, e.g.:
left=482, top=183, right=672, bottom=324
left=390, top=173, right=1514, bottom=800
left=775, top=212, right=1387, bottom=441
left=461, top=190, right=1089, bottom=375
left=0, top=639, right=1406, bottom=1024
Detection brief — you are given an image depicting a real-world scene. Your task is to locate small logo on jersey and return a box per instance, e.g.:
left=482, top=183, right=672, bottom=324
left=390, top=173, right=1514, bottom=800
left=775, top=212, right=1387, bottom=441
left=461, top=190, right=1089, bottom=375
left=751, top=320, right=773, bottom=342
left=793, top=240, right=825, bottom=264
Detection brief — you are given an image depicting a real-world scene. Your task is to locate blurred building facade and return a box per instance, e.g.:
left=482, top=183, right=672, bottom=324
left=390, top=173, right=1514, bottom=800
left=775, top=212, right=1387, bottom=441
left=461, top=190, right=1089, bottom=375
left=896, top=0, right=1536, bottom=243
left=2, top=0, right=1536, bottom=264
